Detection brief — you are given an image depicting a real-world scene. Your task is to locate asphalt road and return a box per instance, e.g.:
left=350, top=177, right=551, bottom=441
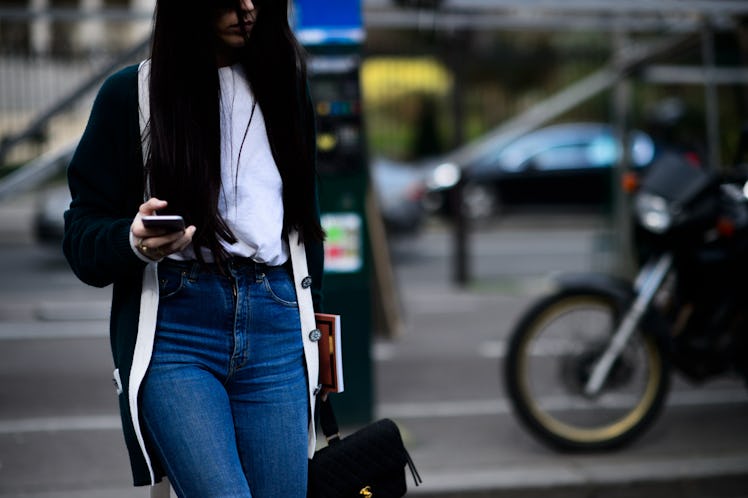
left=0, top=208, right=747, bottom=497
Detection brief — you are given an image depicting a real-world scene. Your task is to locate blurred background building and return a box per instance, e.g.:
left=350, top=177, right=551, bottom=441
left=2, top=1, right=748, bottom=168
left=0, top=0, right=153, bottom=166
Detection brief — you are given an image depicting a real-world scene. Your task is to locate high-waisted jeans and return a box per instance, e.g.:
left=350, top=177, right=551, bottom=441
left=140, top=258, right=308, bottom=498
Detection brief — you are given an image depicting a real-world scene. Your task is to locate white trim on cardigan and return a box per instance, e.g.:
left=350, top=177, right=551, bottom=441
left=135, top=59, right=164, bottom=495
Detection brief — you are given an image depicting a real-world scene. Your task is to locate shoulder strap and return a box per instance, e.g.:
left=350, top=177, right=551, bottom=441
left=318, top=396, right=341, bottom=444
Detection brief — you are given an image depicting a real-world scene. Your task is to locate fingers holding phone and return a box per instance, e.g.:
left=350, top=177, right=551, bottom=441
left=131, top=198, right=196, bottom=260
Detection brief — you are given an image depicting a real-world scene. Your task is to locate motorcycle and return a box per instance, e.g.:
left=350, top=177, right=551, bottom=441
left=503, top=152, right=748, bottom=451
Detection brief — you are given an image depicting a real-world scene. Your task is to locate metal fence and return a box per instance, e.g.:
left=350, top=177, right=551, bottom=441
left=3, top=3, right=745, bottom=172
left=0, top=8, right=151, bottom=168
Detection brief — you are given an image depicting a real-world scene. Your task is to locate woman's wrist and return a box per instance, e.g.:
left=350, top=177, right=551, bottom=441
left=129, top=229, right=163, bottom=262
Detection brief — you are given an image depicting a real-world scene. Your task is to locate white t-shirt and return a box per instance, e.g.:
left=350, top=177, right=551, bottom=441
left=173, top=63, right=289, bottom=265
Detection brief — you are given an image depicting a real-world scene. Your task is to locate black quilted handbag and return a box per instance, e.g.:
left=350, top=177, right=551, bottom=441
left=308, top=397, right=422, bottom=497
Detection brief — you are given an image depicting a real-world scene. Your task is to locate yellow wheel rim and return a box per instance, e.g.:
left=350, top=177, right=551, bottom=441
left=516, top=296, right=663, bottom=444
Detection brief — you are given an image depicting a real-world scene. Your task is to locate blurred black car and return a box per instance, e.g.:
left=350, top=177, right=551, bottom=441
left=423, top=122, right=659, bottom=219
left=35, top=182, right=71, bottom=245
left=29, top=144, right=76, bottom=246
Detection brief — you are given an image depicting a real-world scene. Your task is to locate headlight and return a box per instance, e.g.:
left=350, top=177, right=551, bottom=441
left=635, top=192, right=672, bottom=233
left=427, top=162, right=461, bottom=190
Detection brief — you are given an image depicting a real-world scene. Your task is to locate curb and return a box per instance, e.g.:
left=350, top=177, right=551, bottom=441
left=409, top=455, right=748, bottom=497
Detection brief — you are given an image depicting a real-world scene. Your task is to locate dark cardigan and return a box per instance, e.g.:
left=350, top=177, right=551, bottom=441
left=63, top=64, right=324, bottom=485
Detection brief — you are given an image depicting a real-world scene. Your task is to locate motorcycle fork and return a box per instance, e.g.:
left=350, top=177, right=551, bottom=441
left=584, top=253, right=673, bottom=397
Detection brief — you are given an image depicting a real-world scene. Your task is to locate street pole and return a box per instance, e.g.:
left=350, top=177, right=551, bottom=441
left=701, top=21, right=721, bottom=170
left=448, top=28, right=469, bottom=287
left=612, top=30, right=636, bottom=278
left=733, top=15, right=748, bottom=167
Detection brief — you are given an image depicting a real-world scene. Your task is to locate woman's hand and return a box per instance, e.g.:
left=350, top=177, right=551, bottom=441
left=131, top=198, right=196, bottom=260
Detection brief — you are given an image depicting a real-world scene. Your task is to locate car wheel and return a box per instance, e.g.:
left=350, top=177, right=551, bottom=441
left=421, top=190, right=446, bottom=215
left=461, top=182, right=499, bottom=220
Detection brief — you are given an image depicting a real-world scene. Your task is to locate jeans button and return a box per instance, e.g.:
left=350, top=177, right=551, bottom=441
left=301, top=276, right=312, bottom=289
left=308, top=329, right=322, bottom=342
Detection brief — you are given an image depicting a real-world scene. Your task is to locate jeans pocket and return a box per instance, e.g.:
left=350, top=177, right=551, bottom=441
left=262, top=270, right=298, bottom=307
left=158, top=265, right=186, bottom=299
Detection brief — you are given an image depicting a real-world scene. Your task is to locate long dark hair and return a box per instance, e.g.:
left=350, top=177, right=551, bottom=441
left=147, top=0, right=324, bottom=264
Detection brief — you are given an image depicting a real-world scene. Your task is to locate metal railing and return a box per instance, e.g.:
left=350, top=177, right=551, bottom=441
left=0, top=8, right=151, bottom=169
left=0, top=8, right=151, bottom=196
left=0, top=37, right=150, bottom=166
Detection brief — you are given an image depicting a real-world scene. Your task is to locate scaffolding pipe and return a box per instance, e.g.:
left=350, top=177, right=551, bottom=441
left=701, top=22, right=722, bottom=170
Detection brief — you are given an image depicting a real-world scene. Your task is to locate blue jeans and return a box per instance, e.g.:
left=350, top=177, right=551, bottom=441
left=141, top=258, right=308, bottom=498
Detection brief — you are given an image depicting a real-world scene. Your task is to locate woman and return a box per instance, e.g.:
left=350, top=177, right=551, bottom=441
left=63, top=0, right=325, bottom=496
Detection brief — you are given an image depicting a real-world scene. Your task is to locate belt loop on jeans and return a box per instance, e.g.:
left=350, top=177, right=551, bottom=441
left=188, top=261, right=200, bottom=282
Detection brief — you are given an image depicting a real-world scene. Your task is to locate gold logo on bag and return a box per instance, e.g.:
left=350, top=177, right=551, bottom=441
left=359, top=486, right=373, bottom=497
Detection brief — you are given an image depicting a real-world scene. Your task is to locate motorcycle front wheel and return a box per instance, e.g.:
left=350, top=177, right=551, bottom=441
left=504, top=289, right=670, bottom=451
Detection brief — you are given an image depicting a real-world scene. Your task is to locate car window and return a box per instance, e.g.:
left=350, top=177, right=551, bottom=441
left=498, top=133, right=557, bottom=172
left=587, top=132, right=656, bottom=168
left=524, top=143, right=592, bottom=171
left=494, top=127, right=605, bottom=172
left=470, top=124, right=655, bottom=174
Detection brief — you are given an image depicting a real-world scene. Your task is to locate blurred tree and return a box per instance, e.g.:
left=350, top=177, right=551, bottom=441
left=410, top=93, right=444, bottom=159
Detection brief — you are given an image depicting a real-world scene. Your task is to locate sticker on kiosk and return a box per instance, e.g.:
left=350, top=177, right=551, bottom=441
left=321, top=212, right=362, bottom=273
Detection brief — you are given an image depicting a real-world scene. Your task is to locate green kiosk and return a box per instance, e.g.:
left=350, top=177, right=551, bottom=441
left=293, top=0, right=373, bottom=425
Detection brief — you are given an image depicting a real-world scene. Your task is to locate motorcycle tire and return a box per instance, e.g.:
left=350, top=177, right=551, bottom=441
left=504, top=288, right=670, bottom=451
